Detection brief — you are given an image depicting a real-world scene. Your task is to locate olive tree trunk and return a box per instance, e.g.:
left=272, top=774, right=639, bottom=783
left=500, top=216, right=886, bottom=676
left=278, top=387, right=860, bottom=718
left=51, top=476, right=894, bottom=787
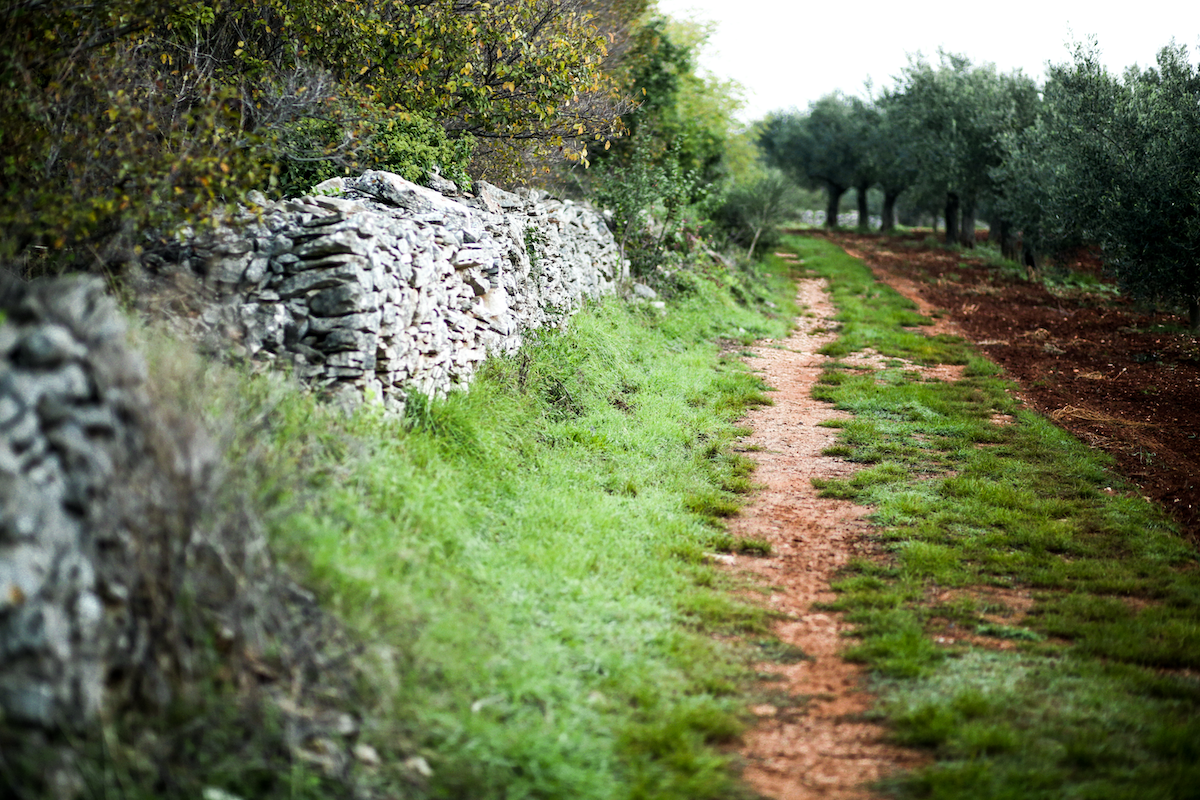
left=825, top=182, right=847, bottom=229
left=1022, top=239, right=1041, bottom=281
left=958, top=197, right=976, bottom=248
left=856, top=183, right=870, bottom=229
left=944, top=192, right=960, bottom=245
left=995, top=219, right=1019, bottom=261
left=881, top=191, right=899, bottom=232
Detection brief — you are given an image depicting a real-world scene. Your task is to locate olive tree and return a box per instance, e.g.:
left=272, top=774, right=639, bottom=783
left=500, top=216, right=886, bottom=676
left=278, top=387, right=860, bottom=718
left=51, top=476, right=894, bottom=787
left=854, top=94, right=923, bottom=232
left=1021, top=43, right=1200, bottom=328
left=759, top=94, right=865, bottom=228
left=888, top=53, right=1038, bottom=246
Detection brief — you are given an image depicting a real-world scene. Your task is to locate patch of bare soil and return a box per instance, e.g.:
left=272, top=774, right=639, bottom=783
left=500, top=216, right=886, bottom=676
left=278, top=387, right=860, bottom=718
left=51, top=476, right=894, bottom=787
left=727, top=277, right=927, bottom=799
left=821, top=231, right=1200, bottom=543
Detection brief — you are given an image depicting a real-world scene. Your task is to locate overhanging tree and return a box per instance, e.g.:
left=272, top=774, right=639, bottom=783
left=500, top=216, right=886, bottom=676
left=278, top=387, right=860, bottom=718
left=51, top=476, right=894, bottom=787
left=866, top=94, right=921, bottom=232
left=587, top=13, right=745, bottom=277
left=847, top=98, right=880, bottom=229
left=0, top=0, right=642, bottom=269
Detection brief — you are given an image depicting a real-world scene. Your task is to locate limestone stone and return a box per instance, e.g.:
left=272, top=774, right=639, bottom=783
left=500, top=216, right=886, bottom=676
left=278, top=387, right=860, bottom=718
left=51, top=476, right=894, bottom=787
left=353, top=171, right=468, bottom=219
left=0, top=393, right=20, bottom=426
left=311, top=176, right=347, bottom=195
left=299, top=209, right=345, bottom=227
left=310, top=194, right=366, bottom=214
left=321, top=328, right=376, bottom=353
left=306, top=310, right=382, bottom=335
left=310, top=285, right=366, bottom=317
left=453, top=246, right=491, bottom=269
left=243, top=256, right=271, bottom=285
left=207, top=256, right=251, bottom=285
left=0, top=681, right=55, bottom=725
left=633, top=283, right=658, bottom=300
left=213, top=238, right=253, bottom=256
left=278, top=265, right=365, bottom=299
left=14, top=326, right=87, bottom=368
left=294, top=229, right=370, bottom=260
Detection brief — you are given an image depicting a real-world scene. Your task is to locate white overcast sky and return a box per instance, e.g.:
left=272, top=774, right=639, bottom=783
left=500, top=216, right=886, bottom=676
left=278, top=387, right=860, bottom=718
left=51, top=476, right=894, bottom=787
left=653, top=0, right=1200, bottom=123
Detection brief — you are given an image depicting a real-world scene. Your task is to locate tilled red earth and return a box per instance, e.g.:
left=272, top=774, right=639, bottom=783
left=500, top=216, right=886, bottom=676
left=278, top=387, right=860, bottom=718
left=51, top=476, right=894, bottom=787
left=816, top=230, right=1200, bottom=542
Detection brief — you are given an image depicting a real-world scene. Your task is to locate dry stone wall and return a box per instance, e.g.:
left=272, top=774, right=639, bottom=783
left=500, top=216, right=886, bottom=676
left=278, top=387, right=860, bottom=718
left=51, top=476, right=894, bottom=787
left=0, top=275, right=366, bottom=751
left=183, top=170, right=623, bottom=410
left=0, top=174, right=624, bottom=734
left=0, top=277, right=185, bottom=728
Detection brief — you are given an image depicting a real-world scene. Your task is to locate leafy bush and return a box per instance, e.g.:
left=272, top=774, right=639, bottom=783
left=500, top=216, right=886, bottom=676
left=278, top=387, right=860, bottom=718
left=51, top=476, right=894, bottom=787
left=713, top=169, right=803, bottom=258
left=0, top=35, right=266, bottom=270
left=592, top=139, right=718, bottom=280
left=274, top=105, right=475, bottom=197
left=0, top=0, right=634, bottom=273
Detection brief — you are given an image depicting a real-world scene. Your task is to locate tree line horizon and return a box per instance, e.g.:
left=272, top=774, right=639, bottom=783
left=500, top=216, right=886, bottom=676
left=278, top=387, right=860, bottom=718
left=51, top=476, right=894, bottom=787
left=756, top=43, right=1200, bottom=329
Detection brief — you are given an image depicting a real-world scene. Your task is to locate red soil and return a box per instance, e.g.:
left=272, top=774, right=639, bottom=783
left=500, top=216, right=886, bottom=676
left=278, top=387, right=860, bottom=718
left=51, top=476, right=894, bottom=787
left=823, top=230, right=1200, bottom=543
left=728, top=275, right=928, bottom=798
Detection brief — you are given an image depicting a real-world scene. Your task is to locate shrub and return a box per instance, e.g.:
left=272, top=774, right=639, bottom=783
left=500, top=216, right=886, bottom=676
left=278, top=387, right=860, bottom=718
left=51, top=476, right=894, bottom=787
left=273, top=104, right=475, bottom=197
left=713, top=170, right=803, bottom=259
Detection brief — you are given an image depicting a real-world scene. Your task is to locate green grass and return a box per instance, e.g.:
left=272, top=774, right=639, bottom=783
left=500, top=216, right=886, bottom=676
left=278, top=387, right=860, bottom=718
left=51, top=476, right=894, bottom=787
left=262, top=279, right=799, bottom=800
left=786, top=235, right=1200, bottom=799
left=3, top=259, right=805, bottom=799
left=795, top=241, right=969, bottom=365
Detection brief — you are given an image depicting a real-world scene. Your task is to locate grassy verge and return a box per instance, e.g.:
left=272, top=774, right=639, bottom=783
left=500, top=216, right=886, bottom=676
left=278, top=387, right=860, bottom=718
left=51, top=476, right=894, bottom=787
left=786, top=235, right=1200, bottom=799
left=11, top=261, right=800, bottom=799
left=270, top=285, right=794, bottom=800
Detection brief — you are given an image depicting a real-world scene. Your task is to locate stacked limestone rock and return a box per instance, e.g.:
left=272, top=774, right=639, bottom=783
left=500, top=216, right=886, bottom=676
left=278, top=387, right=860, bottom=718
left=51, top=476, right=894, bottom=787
left=180, top=171, right=622, bottom=411
left=0, top=277, right=162, bottom=727
left=0, top=275, right=410, bottom=800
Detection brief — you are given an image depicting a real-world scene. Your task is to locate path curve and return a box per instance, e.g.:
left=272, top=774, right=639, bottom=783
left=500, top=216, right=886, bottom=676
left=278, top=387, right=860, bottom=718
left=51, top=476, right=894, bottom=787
left=728, top=276, right=926, bottom=799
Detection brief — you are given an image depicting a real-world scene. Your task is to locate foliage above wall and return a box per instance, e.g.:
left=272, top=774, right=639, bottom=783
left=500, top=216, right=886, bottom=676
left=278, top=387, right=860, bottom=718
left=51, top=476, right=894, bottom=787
left=0, top=0, right=647, bottom=272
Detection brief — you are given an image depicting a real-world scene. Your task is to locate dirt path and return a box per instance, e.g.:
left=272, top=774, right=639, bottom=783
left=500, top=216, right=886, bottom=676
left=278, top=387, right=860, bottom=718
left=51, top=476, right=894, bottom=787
left=728, top=274, right=926, bottom=799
